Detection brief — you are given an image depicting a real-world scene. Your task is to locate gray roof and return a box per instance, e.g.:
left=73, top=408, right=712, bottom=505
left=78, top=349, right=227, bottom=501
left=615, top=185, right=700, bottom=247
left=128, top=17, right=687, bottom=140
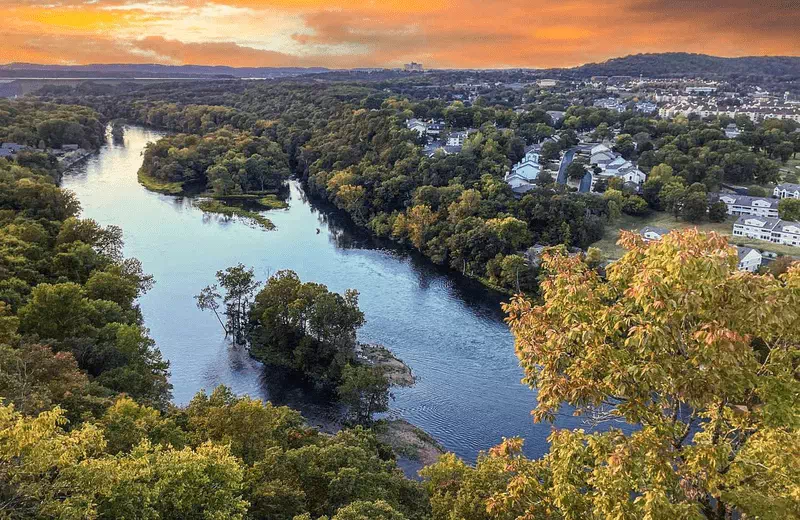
left=640, top=226, right=670, bottom=237
left=736, top=246, right=759, bottom=261
left=734, top=215, right=781, bottom=229
left=719, top=194, right=779, bottom=209
left=775, top=220, right=800, bottom=234
left=776, top=183, right=800, bottom=192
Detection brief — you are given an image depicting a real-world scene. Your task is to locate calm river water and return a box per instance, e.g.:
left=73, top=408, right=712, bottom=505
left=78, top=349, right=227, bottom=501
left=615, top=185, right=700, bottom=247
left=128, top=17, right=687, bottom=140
left=62, top=126, right=589, bottom=462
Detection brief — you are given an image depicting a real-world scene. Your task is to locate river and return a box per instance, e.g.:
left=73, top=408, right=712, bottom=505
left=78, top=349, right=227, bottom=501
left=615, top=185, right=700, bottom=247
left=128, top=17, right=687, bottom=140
left=62, top=126, right=592, bottom=463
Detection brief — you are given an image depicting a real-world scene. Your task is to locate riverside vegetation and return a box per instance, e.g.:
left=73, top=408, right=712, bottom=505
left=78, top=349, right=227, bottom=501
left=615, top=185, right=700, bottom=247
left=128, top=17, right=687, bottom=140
left=0, top=92, right=797, bottom=519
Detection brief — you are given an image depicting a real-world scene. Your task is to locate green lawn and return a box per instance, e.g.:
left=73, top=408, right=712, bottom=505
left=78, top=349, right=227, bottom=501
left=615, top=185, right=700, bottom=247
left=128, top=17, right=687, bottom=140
left=591, top=211, right=799, bottom=260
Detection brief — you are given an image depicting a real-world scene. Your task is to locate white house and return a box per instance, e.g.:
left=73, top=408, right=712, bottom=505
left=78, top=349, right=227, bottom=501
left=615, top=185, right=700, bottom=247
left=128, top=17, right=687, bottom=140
left=724, top=123, right=741, bottom=139
left=427, top=121, right=445, bottom=136
left=504, top=149, right=542, bottom=196
left=587, top=143, right=646, bottom=189
left=773, top=220, right=800, bottom=247
left=406, top=118, right=427, bottom=136
left=640, top=226, right=669, bottom=242
left=774, top=183, right=800, bottom=199
left=447, top=131, right=471, bottom=147
left=717, top=194, right=779, bottom=218
left=736, top=246, right=763, bottom=272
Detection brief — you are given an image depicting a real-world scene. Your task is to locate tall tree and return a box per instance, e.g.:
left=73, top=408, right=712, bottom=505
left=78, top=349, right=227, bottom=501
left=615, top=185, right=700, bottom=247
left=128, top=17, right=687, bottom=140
left=196, top=264, right=261, bottom=344
left=489, top=229, right=800, bottom=520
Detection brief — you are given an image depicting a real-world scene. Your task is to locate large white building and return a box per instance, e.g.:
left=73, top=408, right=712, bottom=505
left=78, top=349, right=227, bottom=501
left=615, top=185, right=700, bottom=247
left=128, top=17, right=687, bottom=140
left=717, top=194, right=779, bottom=218
left=774, top=183, right=800, bottom=199
left=732, top=216, right=800, bottom=247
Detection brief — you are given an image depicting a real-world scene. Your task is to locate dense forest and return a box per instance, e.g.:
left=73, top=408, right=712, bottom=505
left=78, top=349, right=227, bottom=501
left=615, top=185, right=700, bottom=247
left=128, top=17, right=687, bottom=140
left=39, top=78, right=799, bottom=291
left=1, top=85, right=797, bottom=519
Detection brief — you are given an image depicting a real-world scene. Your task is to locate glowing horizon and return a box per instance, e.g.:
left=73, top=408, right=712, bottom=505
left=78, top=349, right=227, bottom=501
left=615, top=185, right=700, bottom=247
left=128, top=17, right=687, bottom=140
left=2, top=0, right=798, bottom=69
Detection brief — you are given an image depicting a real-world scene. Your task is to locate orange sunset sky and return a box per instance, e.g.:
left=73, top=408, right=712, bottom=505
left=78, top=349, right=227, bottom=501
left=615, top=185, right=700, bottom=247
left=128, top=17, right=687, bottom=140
left=2, top=0, right=799, bottom=69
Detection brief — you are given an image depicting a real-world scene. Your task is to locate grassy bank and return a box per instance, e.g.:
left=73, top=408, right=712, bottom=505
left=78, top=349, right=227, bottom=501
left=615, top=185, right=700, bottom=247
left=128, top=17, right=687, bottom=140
left=592, top=211, right=800, bottom=259
left=137, top=169, right=185, bottom=195
left=194, top=199, right=275, bottom=230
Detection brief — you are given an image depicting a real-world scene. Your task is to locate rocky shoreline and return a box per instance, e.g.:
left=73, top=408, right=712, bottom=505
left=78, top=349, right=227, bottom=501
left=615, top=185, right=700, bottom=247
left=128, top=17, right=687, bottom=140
left=357, top=343, right=415, bottom=387
left=357, top=343, right=444, bottom=471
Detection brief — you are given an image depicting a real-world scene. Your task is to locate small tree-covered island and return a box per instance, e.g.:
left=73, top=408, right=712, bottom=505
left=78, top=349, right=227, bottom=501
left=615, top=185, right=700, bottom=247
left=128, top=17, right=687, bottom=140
left=1, top=52, right=800, bottom=519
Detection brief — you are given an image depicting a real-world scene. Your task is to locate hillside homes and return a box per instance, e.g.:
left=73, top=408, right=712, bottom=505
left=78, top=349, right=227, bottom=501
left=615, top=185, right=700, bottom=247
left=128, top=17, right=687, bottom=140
left=733, top=216, right=800, bottom=247
left=588, top=144, right=646, bottom=190
left=640, top=226, right=670, bottom=242
left=736, top=246, right=763, bottom=272
left=774, top=183, right=800, bottom=199
left=717, top=194, right=779, bottom=218
left=504, top=149, right=542, bottom=196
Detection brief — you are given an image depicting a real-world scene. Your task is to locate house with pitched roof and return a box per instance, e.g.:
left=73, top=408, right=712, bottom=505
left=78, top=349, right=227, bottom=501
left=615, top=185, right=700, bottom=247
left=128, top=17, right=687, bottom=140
left=736, top=246, right=763, bottom=272
left=717, top=194, right=779, bottom=218
left=774, top=183, right=800, bottom=199
left=640, top=226, right=670, bottom=242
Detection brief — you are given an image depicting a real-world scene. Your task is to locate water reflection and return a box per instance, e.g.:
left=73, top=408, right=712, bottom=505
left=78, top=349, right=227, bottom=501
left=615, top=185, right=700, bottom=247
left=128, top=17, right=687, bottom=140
left=62, top=125, right=603, bottom=463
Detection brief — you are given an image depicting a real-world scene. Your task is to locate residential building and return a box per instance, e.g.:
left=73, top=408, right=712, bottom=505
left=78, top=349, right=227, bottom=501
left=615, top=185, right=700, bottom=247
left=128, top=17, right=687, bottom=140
left=447, top=130, right=474, bottom=147
left=593, top=97, right=626, bottom=112
left=426, top=121, right=444, bottom=136
left=774, top=183, right=800, bottom=199
left=404, top=62, right=423, bottom=72
left=504, top=149, right=542, bottom=196
left=0, top=142, right=27, bottom=154
left=685, top=86, right=717, bottom=95
left=717, top=194, right=779, bottom=218
left=773, top=220, right=800, bottom=247
left=640, top=226, right=670, bottom=242
left=635, top=101, right=657, bottom=114
left=546, top=110, right=566, bottom=123
left=406, top=118, right=427, bottom=136
left=732, top=216, right=781, bottom=242
left=587, top=144, right=646, bottom=189
left=724, top=124, right=742, bottom=139
left=736, top=246, right=763, bottom=272
left=732, top=216, right=800, bottom=246
left=537, top=79, right=558, bottom=87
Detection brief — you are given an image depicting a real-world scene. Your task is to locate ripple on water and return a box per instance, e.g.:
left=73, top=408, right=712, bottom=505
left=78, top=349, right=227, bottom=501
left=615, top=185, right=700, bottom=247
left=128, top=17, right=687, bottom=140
left=61, top=126, right=596, bottom=463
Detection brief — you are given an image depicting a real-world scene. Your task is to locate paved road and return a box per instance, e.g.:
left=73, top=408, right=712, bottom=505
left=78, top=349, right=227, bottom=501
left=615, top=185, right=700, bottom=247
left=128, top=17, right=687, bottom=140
left=578, top=171, right=592, bottom=193
left=556, top=148, right=577, bottom=185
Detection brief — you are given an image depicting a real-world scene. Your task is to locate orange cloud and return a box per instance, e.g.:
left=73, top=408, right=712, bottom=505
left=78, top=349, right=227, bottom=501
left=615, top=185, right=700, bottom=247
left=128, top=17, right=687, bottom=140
left=0, top=0, right=798, bottom=68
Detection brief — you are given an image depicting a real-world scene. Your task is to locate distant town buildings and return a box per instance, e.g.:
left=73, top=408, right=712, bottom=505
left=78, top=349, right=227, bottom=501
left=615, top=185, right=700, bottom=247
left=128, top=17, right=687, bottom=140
left=733, top=216, right=800, bottom=247
left=593, top=98, right=626, bottom=113
left=546, top=110, right=566, bottom=123
left=634, top=101, right=657, bottom=114
left=404, top=62, right=424, bottom=72
left=0, top=142, right=28, bottom=158
left=717, top=194, right=780, bottom=218
left=537, top=79, right=558, bottom=87
left=685, top=86, right=717, bottom=95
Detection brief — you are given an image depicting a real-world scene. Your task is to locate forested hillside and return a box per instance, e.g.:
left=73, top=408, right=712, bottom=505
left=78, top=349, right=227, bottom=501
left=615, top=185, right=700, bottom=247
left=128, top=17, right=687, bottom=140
left=569, top=52, right=800, bottom=79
